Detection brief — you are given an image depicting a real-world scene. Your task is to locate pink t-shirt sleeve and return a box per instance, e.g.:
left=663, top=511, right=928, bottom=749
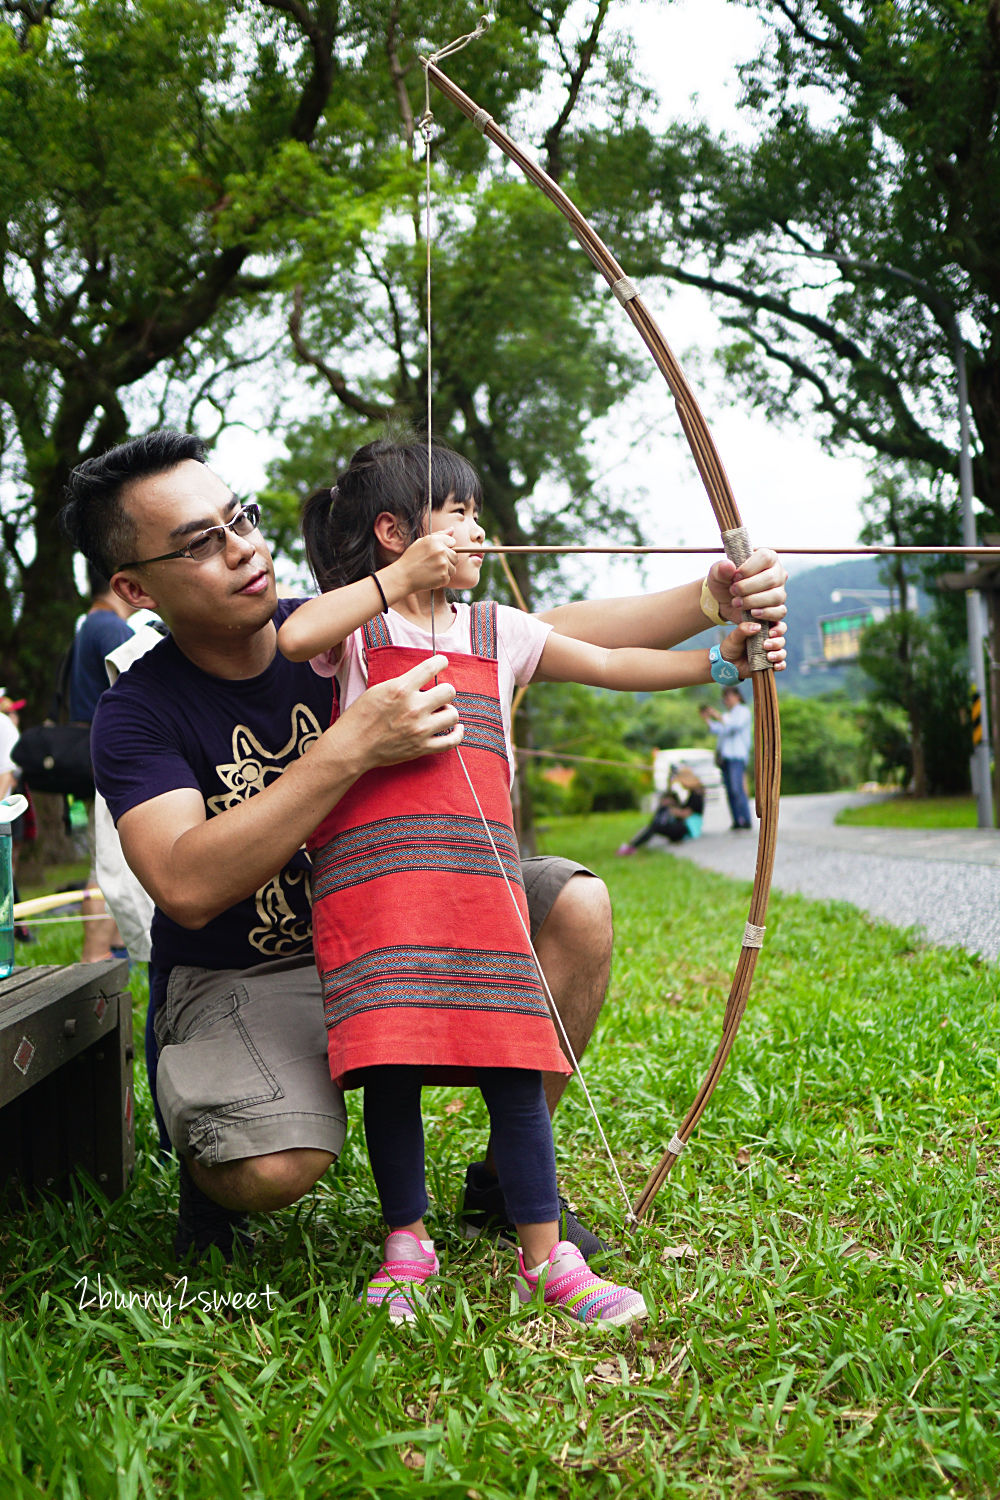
left=308, top=645, right=341, bottom=678
left=495, top=604, right=551, bottom=687
left=311, top=629, right=370, bottom=714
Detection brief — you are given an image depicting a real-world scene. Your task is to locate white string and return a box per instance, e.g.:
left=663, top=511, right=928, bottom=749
left=420, top=85, right=437, bottom=656
left=423, top=14, right=492, bottom=67
left=419, top=17, right=636, bottom=1225
left=454, top=744, right=637, bottom=1224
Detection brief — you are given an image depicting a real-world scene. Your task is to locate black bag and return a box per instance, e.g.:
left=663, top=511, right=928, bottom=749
left=11, top=644, right=95, bottom=801
left=12, top=722, right=94, bottom=800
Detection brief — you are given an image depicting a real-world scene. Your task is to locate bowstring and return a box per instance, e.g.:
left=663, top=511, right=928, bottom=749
left=419, top=25, right=636, bottom=1227
left=420, top=71, right=436, bottom=654
left=454, top=751, right=636, bottom=1222
left=419, top=18, right=493, bottom=652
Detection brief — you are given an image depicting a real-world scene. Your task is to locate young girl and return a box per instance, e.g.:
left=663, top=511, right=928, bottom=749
left=278, top=439, right=782, bottom=1328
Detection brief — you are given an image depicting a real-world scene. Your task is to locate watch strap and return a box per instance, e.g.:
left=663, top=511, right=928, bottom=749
left=709, top=643, right=740, bottom=685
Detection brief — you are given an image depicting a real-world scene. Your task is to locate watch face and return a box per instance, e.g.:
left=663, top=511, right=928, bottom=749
left=711, top=647, right=739, bottom=685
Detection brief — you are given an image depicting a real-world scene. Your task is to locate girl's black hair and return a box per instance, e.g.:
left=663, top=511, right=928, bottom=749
left=302, top=438, right=483, bottom=592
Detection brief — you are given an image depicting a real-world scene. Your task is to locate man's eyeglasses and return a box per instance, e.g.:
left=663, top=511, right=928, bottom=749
left=116, top=502, right=262, bottom=572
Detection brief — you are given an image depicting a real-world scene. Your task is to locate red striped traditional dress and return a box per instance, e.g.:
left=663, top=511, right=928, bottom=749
left=308, top=602, right=571, bottom=1090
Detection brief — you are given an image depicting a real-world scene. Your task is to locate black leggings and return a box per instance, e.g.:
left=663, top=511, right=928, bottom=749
left=362, top=1065, right=559, bottom=1228
left=631, top=815, right=689, bottom=846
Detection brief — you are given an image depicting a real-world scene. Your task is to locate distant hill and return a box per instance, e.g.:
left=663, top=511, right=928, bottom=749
left=676, top=556, right=916, bottom=699
left=781, top=557, right=919, bottom=698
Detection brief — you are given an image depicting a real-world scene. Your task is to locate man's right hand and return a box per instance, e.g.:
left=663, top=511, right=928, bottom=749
left=331, top=654, right=463, bottom=772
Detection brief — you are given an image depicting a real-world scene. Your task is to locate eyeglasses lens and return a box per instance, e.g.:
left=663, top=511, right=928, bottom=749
left=187, top=503, right=261, bottom=560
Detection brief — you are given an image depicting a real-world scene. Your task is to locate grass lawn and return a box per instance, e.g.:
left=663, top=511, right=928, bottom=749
left=2, top=812, right=998, bottom=1498
left=835, top=796, right=978, bottom=830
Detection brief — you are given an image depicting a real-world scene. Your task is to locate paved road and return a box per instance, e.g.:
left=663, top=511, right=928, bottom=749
left=664, top=790, right=1000, bottom=961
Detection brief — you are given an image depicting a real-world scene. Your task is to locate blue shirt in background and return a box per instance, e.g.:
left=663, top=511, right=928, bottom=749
left=69, top=607, right=135, bottom=722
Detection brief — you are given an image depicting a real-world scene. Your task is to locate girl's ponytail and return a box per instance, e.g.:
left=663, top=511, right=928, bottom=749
left=301, top=437, right=483, bottom=591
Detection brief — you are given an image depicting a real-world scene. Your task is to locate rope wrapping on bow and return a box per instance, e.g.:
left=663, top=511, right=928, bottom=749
left=423, top=53, right=783, bottom=1223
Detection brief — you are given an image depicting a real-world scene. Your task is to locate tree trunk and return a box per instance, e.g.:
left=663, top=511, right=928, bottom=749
left=969, top=356, right=1000, bottom=526
left=6, top=522, right=82, bottom=729
left=909, top=701, right=928, bottom=798
left=16, top=792, right=81, bottom=886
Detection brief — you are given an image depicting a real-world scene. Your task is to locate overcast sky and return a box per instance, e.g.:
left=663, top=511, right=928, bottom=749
left=570, top=0, right=872, bottom=596
left=214, top=0, right=872, bottom=597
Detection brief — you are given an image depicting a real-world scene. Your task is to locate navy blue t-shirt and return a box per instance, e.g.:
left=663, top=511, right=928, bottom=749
left=91, top=600, right=335, bottom=973
left=69, top=608, right=135, bottom=722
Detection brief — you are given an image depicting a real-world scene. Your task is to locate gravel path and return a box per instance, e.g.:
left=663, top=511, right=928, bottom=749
left=661, top=791, right=1000, bottom=961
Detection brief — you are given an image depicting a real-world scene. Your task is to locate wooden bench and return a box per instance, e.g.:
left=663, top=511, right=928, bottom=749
left=0, top=958, right=135, bottom=1199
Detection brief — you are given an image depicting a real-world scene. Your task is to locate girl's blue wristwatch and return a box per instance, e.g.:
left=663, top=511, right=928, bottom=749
left=709, top=644, right=741, bottom=685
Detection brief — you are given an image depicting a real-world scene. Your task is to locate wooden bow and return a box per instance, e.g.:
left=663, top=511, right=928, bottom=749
left=424, top=57, right=782, bottom=1222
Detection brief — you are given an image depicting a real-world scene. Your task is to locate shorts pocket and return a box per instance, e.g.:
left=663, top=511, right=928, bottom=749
left=157, top=965, right=244, bottom=1047
left=155, top=989, right=285, bottom=1157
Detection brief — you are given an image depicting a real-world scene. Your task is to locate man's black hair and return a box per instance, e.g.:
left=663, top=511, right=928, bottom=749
left=85, top=562, right=112, bottom=600
left=60, top=430, right=207, bottom=581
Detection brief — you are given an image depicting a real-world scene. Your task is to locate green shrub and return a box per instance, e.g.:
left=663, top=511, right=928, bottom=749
left=778, top=692, right=865, bottom=793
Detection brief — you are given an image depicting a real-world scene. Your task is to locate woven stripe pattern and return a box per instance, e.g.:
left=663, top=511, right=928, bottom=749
left=451, top=689, right=507, bottom=761
left=361, top=1231, right=438, bottom=1324
left=321, top=945, right=548, bottom=1030
left=311, top=812, right=521, bottom=899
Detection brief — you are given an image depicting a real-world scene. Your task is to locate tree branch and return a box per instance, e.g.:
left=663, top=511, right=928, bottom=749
left=386, top=0, right=415, bottom=150
left=767, top=0, right=849, bottom=54
left=658, top=256, right=872, bottom=366
left=359, top=246, right=415, bottom=404
left=654, top=249, right=960, bottom=474
left=287, top=285, right=393, bottom=418
left=744, top=323, right=957, bottom=475
left=183, top=336, right=287, bottom=434
left=2, top=0, right=56, bottom=51
left=541, top=0, right=611, bottom=183
left=257, top=0, right=339, bottom=143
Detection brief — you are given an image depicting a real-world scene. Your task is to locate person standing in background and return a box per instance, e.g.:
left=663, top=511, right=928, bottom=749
left=700, top=687, right=753, bottom=830
left=1, top=689, right=35, bottom=942
left=0, top=690, right=22, bottom=803
left=69, top=565, right=137, bottom=960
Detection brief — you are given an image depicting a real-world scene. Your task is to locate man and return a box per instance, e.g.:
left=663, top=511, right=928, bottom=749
left=1, top=690, right=32, bottom=942
left=68, top=565, right=137, bottom=960
left=701, top=686, right=753, bottom=830
left=0, top=690, right=21, bottom=803
left=62, top=431, right=787, bottom=1260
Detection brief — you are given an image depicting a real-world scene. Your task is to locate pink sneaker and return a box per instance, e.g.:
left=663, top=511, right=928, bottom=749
left=616, top=843, right=635, bottom=856
left=360, top=1231, right=438, bottom=1323
left=517, top=1240, right=648, bottom=1327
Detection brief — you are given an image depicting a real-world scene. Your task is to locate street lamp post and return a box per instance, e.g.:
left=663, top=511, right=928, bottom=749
left=953, top=327, right=994, bottom=828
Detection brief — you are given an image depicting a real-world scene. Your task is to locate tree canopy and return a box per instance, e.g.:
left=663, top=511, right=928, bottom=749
left=2, top=0, right=342, bottom=700
left=583, top=0, right=1000, bottom=535
left=0, top=0, right=646, bottom=709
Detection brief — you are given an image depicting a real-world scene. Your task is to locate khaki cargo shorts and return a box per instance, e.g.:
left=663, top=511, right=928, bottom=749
left=153, top=855, right=592, bottom=1164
